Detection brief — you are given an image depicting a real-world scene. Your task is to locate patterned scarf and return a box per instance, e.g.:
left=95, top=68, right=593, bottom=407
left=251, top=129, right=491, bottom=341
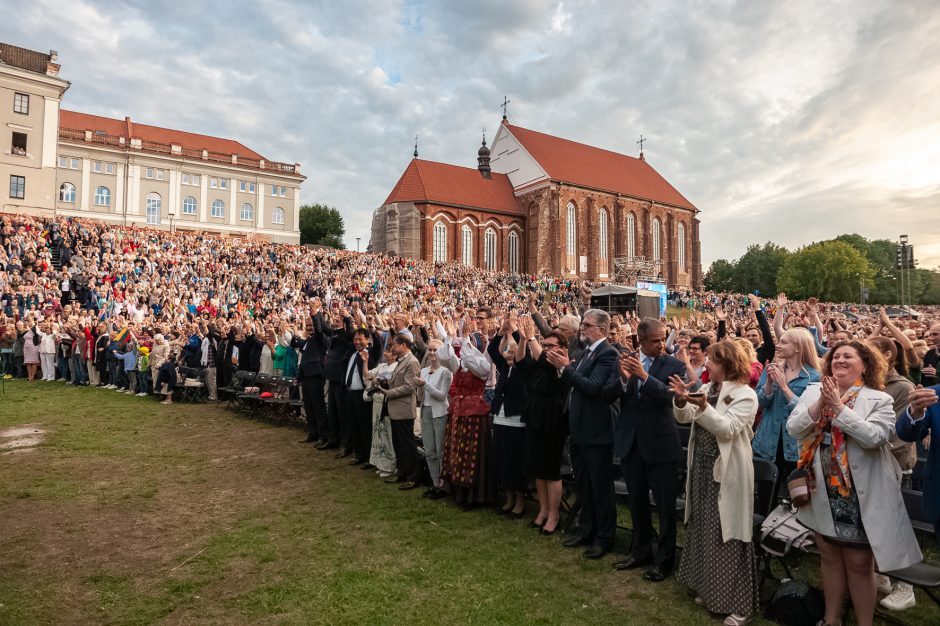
left=796, top=379, right=864, bottom=497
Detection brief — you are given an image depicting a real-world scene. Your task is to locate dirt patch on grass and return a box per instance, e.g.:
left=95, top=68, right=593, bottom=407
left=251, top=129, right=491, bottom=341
left=0, top=424, right=47, bottom=452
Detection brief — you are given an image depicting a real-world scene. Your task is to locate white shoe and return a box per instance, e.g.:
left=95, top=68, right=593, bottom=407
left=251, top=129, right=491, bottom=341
left=136, top=392, right=147, bottom=397
left=880, top=582, right=915, bottom=611
left=875, top=573, right=892, bottom=595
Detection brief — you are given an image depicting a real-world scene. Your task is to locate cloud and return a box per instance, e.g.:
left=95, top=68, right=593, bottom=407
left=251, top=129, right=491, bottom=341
left=3, top=0, right=938, bottom=269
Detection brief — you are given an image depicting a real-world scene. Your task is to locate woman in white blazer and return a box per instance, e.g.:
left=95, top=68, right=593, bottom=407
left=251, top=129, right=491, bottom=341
left=417, top=339, right=453, bottom=499
left=671, top=340, right=759, bottom=626
left=787, top=341, right=922, bottom=626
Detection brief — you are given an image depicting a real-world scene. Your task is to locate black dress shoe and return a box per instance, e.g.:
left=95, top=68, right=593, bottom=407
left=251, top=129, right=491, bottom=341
left=510, top=507, right=527, bottom=519
left=427, top=488, right=447, bottom=500
left=384, top=475, right=404, bottom=484
left=348, top=458, right=365, bottom=466
left=528, top=520, right=545, bottom=529
left=398, top=481, right=420, bottom=491
left=335, top=448, right=352, bottom=459
left=582, top=545, right=609, bottom=560
left=360, top=463, right=376, bottom=470
left=562, top=535, right=590, bottom=549
left=540, top=525, right=557, bottom=536
left=642, top=566, right=668, bottom=582
left=315, top=441, right=337, bottom=450
left=298, top=435, right=317, bottom=443
left=612, top=555, right=653, bottom=571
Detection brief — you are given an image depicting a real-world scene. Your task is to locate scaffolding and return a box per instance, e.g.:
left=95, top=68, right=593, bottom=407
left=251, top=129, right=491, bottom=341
left=612, top=256, right=662, bottom=285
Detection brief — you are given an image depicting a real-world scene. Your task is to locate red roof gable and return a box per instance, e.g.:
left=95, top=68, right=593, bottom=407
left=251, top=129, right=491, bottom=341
left=505, top=124, right=696, bottom=210
left=59, top=110, right=266, bottom=160
left=384, top=159, right=522, bottom=215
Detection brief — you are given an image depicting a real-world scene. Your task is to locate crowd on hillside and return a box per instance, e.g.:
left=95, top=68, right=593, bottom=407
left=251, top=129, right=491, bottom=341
left=2, top=213, right=940, bottom=626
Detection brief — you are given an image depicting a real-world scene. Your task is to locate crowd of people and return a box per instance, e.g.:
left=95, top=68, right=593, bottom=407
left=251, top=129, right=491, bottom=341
left=2, top=213, right=940, bottom=626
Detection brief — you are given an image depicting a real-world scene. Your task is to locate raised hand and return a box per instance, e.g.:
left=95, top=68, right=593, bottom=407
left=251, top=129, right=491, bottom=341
left=909, top=385, right=939, bottom=418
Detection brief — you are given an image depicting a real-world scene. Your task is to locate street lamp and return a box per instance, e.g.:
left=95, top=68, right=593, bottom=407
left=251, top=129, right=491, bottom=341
left=356, top=237, right=361, bottom=252
left=168, top=208, right=176, bottom=233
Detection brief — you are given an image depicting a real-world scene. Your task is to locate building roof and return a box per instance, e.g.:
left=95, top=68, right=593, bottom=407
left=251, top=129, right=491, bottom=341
left=0, top=42, right=52, bottom=75
left=505, top=123, right=696, bottom=210
left=383, top=159, right=522, bottom=215
left=59, top=109, right=266, bottom=160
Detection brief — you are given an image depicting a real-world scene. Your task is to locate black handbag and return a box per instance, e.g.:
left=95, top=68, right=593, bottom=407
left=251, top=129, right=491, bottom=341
left=766, top=579, right=824, bottom=626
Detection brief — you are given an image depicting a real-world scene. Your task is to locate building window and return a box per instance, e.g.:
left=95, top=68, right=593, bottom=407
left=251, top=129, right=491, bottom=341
left=678, top=223, right=686, bottom=271
left=210, top=177, right=217, bottom=189
left=146, top=168, right=154, bottom=179
left=70, top=158, right=79, bottom=170
left=280, top=186, right=287, bottom=197
left=219, top=178, right=227, bottom=189
left=566, top=202, right=577, bottom=273
left=484, top=228, right=497, bottom=271
left=432, top=221, right=447, bottom=263
left=508, top=231, right=519, bottom=273
left=145, top=168, right=165, bottom=180
left=272, top=207, right=285, bottom=225
left=627, top=213, right=636, bottom=257
left=598, top=208, right=609, bottom=275
left=13, top=93, right=29, bottom=115
left=58, top=156, right=67, bottom=168
left=146, top=193, right=161, bottom=224
left=652, top=217, right=662, bottom=262
left=182, top=174, right=190, bottom=185
left=59, top=182, right=75, bottom=203
left=94, top=186, right=111, bottom=207
left=461, top=225, right=473, bottom=267
left=106, top=163, right=114, bottom=174
left=239, top=181, right=255, bottom=193
left=211, top=199, right=225, bottom=218
left=182, top=196, right=197, bottom=215
left=240, top=202, right=253, bottom=221
left=93, top=161, right=102, bottom=173
left=11, top=132, right=27, bottom=156
left=9, top=175, right=25, bottom=199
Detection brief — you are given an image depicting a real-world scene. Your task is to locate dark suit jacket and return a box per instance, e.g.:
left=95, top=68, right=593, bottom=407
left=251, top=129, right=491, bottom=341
left=292, top=311, right=328, bottom=378
left=606, top=353, right=687, bottom=462
left=896, top=384, right=940, bottom=520
left=323, top=316, right=356, bottom=382
left=561, top=340, right=620, bottom=446
left=341, top=332, right=383, bottom=388
left=488, top=332, right=527, bottom=417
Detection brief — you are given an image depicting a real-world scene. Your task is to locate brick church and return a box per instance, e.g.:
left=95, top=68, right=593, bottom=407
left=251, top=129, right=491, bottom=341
left=369, top=118, right=702, bottom=289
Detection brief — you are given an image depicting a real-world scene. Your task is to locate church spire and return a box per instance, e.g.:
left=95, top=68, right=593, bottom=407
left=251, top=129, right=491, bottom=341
left=413, top=134, right=418, bottom=159
left=477, top=128, right=491, bottom=179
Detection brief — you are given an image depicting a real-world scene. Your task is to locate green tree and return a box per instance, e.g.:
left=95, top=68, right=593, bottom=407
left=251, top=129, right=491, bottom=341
left=776, top=241, right=874, bottom=302
left=703, top=259, right=737, bottom=291
left=299, top=204, right=346, bottom=248
left=732, top=242, right=790, bottom=296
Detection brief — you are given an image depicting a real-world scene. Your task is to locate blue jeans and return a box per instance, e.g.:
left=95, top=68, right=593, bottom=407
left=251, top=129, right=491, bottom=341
left=57, top=355, right=70, bottom=381
left=139, top=370, right=152, bottom=394
left=70, top=354, right=87, bottom=385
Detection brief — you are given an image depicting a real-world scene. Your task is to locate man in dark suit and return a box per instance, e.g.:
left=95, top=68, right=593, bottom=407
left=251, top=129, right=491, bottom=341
left=896, top=384, right=940, bottom=539
left=546, top=308, right=620, bottom=559
left=292, top=300, right=329, bottom=444
left=322, top=308, right=356, bottom=455
left=343, top=328, right=383, bottom=466
left=608, top=318, right=687, bottom=582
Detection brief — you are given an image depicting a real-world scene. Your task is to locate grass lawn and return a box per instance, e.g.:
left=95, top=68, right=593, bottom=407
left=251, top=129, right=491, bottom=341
left=0, top=380, right=933, bottom=625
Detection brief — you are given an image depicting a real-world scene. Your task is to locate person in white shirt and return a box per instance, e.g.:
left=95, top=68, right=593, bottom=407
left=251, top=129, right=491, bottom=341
left=417, top=339, right=453, bottom=499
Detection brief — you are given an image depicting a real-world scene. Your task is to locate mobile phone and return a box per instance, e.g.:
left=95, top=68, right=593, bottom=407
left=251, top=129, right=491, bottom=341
left=687, top=392, right=705, bottom=399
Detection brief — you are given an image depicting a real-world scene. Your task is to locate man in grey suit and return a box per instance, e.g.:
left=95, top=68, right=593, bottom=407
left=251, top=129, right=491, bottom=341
left=374, top=334, right=422, bottom=491
left=546, top=308, right=620, bottom=559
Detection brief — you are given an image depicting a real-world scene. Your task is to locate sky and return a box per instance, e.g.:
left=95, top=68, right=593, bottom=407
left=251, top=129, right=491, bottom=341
left=5, top=0, right=939, bottom=270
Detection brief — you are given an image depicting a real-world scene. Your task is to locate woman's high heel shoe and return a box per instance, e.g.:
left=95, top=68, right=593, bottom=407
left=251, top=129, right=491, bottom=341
left=528, top=519, right=545, bottom=529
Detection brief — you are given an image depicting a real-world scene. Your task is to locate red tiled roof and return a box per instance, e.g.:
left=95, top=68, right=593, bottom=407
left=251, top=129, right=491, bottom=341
left=0, top=42, right=50, bottom=74
left=383, top=159, right=522, bottom=215
left=59, top=110, right=266, bottom=160
left=506, top=124, right=696, bottom=210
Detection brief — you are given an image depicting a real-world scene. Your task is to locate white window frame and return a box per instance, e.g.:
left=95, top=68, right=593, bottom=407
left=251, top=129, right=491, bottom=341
left=219, top=178, right=227, bottom=190
left=598, top=208, right=609, bottom=275
left=240, top=202, right=253, bottom=221
left=239, top=181, right=246, bottom=192
left=106, top=163, right=114, bottom=175
left=627, top=213, right=636, bottom=258
left=210, top=177, right=218, bottom=189
left=70, top=158, right=79, bottom=170
left=58, top=156, right=67, bottom=168
left=182, top=174, right=190, bottom=185
left=93, top=161, right=102, bottom=173
left=146, top=193, right=162, bottom=225
left=461, top=225, right=473, bottom=267
left=59, top=182, right=76, bottom=203
left=146, top=167, right=154, bottom=179
left=211, top=199, right=225, bottom=218
left=652, top=217, right=662, bottom=262
left=182, top=196, right=197, bottom=215
left=272, top=207, right=285, bottom=225
left=94, top=186, right=111, bottom=207
left=566, top=202, right=577, bottom=273
left=508, top=230, right=519, bottom=273
left=484, top=228, right=497, bottom=271
left=432, top=221, right=447, bottom=263
left=678, top=223, right=686, bottom=271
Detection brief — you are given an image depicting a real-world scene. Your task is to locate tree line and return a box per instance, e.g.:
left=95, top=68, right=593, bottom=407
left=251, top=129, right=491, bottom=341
left=704, top=235, right=940, bottom=304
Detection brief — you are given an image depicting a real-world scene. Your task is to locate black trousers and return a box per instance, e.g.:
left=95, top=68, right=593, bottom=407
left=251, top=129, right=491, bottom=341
left=300, top=375, right=327, bottom=439
left=390, top=418, right=420, bottom=482
left=622, top=446, right=679, bottom=573
left=570, top=442, right=616, bottom=549
left=345, top=389, right=373, bottom=461
left=324, top=380, right=346, bottom=446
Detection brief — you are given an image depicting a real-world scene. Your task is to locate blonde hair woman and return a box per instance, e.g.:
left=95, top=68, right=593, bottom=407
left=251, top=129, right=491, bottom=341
left=753, top=328, right=822, bottom=482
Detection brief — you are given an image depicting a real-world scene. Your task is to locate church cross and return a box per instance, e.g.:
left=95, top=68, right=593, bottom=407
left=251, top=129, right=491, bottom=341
left=482, top=127, right=486, bottom=144
left=501, top=96, right=511, bottom=120
left=637, top=134, right=646, bottom=154
left=413, top=135, right=418, bottom=158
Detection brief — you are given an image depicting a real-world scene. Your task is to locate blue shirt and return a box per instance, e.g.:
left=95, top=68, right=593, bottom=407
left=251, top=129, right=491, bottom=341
left=752, top=365, right=821, bottom=462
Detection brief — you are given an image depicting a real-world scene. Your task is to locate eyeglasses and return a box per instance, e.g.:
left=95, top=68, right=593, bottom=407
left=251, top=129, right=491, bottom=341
left=543, top=342, right=561, bottom=349
left=581, top=322, right=599, bottom=329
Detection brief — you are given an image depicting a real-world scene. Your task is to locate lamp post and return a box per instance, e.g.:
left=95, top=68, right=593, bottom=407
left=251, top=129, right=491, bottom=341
left=356, top=237, right=360, bottom=252
left=168, top=208, right=176, bottom=234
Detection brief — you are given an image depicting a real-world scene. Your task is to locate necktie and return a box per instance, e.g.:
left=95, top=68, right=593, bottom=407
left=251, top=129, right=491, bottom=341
left=346, top=355, right=359, bottom=387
